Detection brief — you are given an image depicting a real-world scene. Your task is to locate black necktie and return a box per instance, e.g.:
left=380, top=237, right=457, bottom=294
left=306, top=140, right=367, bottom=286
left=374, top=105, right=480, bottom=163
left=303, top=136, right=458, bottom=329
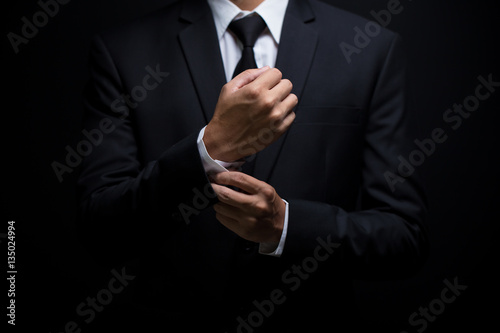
left=229, top=15, right=267, bottom=175
left=229, top=15, right=267, bottom=78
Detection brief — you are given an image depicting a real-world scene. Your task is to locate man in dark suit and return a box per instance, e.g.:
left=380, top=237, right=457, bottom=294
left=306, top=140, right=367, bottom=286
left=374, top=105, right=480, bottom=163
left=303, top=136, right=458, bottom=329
left=77, top=0, right=428, bottom=331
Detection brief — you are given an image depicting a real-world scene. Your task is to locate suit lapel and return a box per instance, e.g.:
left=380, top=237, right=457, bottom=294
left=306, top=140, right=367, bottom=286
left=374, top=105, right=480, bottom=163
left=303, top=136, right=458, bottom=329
left=254, top=0, right=318, bottom=182
left=179, top=0, right=226, bottom=124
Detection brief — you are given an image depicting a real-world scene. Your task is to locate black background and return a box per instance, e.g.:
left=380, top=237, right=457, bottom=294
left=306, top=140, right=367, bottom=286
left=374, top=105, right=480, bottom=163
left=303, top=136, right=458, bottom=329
left=4, top=0, right=499, bottom=332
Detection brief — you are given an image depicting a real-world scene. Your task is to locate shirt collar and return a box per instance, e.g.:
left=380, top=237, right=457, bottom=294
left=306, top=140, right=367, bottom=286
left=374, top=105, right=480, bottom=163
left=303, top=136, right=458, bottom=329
left=207, top=0, right=289, bottom=43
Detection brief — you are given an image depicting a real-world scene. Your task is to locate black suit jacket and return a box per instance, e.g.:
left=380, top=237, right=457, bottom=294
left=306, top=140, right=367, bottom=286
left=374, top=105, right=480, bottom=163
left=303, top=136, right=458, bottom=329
left=78, top=0, right=428, bottom=331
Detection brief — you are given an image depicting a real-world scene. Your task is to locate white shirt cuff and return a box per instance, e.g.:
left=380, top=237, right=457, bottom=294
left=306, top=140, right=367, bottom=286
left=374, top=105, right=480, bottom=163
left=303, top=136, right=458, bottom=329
left=197, top=126, right=244, bottom=174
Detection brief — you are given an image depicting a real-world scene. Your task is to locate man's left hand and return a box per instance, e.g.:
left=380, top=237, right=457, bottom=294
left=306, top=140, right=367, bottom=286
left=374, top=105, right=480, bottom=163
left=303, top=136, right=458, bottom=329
left=210, top=171, right=285, bottom=244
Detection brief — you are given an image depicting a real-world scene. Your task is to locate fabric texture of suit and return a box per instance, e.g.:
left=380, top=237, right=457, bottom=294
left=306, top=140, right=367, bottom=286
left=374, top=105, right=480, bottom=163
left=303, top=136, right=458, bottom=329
left=77, top=0, right=428, bottom=331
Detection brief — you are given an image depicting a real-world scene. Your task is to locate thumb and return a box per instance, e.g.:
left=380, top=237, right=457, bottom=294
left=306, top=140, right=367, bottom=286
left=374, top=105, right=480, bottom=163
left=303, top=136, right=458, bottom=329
left=230, top=66, right=270, bottom=91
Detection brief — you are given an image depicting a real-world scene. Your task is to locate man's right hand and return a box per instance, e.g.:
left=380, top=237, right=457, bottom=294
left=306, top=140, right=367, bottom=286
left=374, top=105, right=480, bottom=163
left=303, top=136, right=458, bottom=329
left=203, top=67, right=298, bottom=162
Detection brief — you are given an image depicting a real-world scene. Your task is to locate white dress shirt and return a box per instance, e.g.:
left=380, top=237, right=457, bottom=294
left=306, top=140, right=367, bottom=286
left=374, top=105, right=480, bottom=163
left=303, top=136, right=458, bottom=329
left=196, top=0, right=290, bottom=257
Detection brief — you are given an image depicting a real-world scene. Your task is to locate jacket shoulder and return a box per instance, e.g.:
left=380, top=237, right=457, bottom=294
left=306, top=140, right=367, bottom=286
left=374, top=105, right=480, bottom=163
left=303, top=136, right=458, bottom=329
left=309, top=0, right=399, bottom=39
left=92, top=1, right=185, bottom=50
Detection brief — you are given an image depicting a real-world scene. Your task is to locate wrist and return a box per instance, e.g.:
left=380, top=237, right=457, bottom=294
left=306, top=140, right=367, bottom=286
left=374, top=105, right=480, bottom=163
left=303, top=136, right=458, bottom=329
left=269, top=198, right=286, bottom=243
left=204, top=123, right=239, bottom=161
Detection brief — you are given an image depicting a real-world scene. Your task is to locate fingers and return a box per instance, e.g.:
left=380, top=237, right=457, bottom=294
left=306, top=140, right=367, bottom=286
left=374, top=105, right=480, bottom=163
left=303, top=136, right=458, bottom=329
left=251, top=69, right=296, bottom=116
left=211, top=172, right=285, bottom=244
left=211, top=183, right=252, bottom=210
left=214, top=202, right=248, bottom=224
left=234, top=67, right=296, bottom=119
left=211, top=172, right=277, bottom=213
left=231, top=66, right=271, bottom=91
left=272, top=79, right=294, bottom=102
left=251, top=67, right=283, bottom=90
left=213, top=206, right=239, bottom=232
left=266, top=93, right=297, bottom=135
left=211, top=182, right=248, bottom=231
left=277, top=93, right=298, bottom=124
left=281, top=92, right=299, bottom=111
left=230, top=67, right=291, bottom=97
left=212, top=172, right=262, bottom=195
left=272, top=110, right=296, bottom=135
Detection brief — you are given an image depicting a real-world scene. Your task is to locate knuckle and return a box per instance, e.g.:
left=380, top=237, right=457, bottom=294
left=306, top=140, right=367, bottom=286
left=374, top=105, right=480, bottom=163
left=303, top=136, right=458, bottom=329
left=268, top=116, right=281, bottom=130
left=220, top=84, right=230, bottom=96
left=217, top=188, right=230, bottom=201
left=260, top=95, right=275, bottom=110
left=252, top=200, right=268, bottom=215
left=243, top=68, right=255, bottom=75
left=261, top=186, right=275, bottom=199
left=233, top=172, right=246, bottom=184
left=228, top=174, right=244, bottom=188
left=246, top=86, right=261, bottom=99
left=270, top=109, right=284, bottom=122
left=271, top=68, right=282, bottom=79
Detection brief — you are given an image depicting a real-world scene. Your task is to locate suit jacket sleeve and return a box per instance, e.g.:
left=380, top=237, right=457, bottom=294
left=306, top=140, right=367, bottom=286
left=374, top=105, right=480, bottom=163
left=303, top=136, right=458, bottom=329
left=77, top=35, right=214, bottom=260
left=283, top=35, right=428, bottom=278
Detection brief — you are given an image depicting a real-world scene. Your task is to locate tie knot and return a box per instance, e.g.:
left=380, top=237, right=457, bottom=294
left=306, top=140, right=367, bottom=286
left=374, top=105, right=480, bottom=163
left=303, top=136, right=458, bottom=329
left=228, top=15, right=267, bottom=48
